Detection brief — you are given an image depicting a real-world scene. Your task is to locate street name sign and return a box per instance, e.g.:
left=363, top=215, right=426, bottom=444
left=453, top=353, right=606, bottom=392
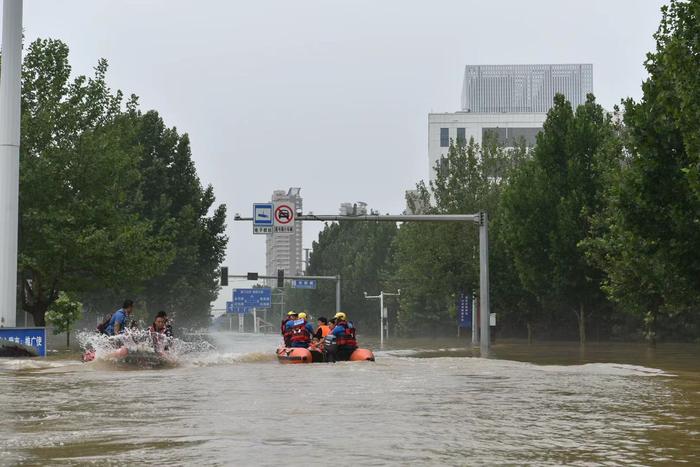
left=291, top=279, right=317, bottom=289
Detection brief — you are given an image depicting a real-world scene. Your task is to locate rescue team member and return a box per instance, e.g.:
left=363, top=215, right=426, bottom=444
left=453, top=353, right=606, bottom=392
left=313, top=317, right=330, bottom=340
left=285, top=312, right=315, bottom=348
left=282, top=311, right=297, bottom=347
left=105, top=300, right=134, bottom=336
left=329, top=312, right=357, bottom=361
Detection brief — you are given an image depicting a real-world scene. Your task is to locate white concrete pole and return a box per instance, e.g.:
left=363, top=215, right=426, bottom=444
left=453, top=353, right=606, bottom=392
left=335, top=275, right=341, bottom=312
left=0, top=0, right=22, bottom=328
left=379, top=292, right=384, bottom=347
left=479, top=212, right=490, bottom=353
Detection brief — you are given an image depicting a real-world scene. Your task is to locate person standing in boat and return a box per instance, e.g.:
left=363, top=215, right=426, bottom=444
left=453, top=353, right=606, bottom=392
left=285, top=312, right=315, bottom=348
left=104, top=300, right=134, bottom=336
left=329, top=312, right=357, bottom=361
left=281, top=311, right=297, bottom=347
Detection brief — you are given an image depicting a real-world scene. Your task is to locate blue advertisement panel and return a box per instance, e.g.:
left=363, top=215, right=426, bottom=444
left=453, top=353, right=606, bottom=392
left=457, top=293, right=472, bottom=328
left=0, top=327, right=47, bottom=356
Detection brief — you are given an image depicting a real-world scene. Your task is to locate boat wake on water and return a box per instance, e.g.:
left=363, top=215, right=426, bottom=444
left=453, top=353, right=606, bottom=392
left=77, top=329, right=216, bottom=369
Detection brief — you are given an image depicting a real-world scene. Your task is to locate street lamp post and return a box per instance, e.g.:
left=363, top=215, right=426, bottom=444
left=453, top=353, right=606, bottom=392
left=364, top=290, right=400, bottom=349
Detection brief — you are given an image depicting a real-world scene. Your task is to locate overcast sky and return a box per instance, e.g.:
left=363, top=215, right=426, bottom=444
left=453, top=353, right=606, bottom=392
left=18, top=0, right=666, bottom=309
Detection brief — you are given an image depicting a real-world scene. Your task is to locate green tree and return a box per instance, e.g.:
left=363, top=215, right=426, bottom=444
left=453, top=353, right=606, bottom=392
left=391, top=136, right=528, bottom=336
left=584, top=0, right=700, bottom=342
left=131, top=111, right=228, bottom=327
left=17, top=39, right=175, bottom=326
left=307, top=221, right=397, bottom=333
left=500, top=94, right=616, bottom=344
left=45, top=292, right=83, bottom=348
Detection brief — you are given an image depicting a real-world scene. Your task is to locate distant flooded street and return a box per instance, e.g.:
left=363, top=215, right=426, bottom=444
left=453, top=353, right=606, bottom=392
left=1, top=334, right=699, bottom=466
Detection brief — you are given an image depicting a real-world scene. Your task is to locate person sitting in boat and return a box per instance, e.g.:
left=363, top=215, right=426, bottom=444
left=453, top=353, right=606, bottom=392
left=285, top=312, right=315, bottom=348
left=313, top=316, right=330, bottom=340
left=148, top=311, right=171, bottom=352
left=104, top=300, right=134, bottom=336
left=282, top=311, right=297, bottom=347
left=330, top=312, right=357, bottom=361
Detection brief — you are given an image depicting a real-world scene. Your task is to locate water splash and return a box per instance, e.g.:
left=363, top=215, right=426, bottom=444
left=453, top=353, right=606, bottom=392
left=77, top=329, right=216, bottom=368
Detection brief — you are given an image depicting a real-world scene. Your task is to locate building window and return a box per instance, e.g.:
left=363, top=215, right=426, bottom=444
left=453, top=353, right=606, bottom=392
left=456, top=128, right=466, bottom=145
left=440, top=128, right=449, bottom=147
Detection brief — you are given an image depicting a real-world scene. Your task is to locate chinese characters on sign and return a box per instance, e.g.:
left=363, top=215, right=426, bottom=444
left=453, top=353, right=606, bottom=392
left=0, top=327, right=47, bottom=356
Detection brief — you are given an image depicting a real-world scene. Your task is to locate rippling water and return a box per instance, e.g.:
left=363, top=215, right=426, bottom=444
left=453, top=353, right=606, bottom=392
left=1, top=333, right=698, bottom=466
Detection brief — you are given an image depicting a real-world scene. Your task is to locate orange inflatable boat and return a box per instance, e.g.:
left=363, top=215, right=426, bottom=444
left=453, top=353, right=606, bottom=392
left=276, top=346, right=375, bottom=364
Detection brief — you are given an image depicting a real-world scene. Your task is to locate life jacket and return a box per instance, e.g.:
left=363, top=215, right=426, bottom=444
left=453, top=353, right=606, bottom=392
left=289, top=318, right=311, bottom=344
left=317, top=324, right=330, bottom=338
left=335, top=320, right=357, bottom=348
left=281, top=318, right=292, bottom=335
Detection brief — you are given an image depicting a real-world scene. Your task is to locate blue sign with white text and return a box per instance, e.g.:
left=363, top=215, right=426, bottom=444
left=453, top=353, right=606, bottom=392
left=232, top=288, right=272, bottom=313
left=457, top=293, right=472, bottom=328
left=0, top=327, right=47, bottom=356
left=291, top=279, right=317, bottom=289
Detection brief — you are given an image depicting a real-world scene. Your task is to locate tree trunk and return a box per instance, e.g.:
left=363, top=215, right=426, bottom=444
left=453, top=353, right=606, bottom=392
left=526, top=321, right=533, bottom=344
left=66, top=326, right=70, bottom=349
left=29, top=301, right=50, bottom=327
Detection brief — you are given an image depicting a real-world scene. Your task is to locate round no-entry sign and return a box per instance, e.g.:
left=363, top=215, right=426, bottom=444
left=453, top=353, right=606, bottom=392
left=274, top=204, right=294, bottom=224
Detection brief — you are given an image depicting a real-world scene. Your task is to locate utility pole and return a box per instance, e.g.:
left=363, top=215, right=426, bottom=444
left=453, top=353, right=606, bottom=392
left=364, top=290, right=400, bottom=349
left=0, top=0, right=23, bottom=328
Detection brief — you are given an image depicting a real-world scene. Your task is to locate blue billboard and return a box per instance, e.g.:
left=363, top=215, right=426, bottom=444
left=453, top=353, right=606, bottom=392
left=0, top=327, right=47, bottom=356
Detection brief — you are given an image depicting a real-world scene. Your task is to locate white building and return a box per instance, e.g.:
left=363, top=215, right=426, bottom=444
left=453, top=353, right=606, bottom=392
left=428, top=64, right=593, bottom=180
left=266, top=188, right=303, bottom=283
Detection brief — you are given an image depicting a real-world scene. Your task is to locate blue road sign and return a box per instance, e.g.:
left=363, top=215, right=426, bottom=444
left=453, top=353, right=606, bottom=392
left=291, top=279, right=317, bottom=289
left=233, top=288, right=272, bottom=313
left=253, top=203, right=274, bottom=234
left=0, top=327, right=47, bottom=356
left=457, top=292, right=472, bottom=328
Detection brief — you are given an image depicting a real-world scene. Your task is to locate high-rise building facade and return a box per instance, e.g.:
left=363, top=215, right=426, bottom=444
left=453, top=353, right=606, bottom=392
left=266, top=188, right=303, bottom=283
left=428, top=64, right=593, bottom=181
left=461, top=64, right=593, bottom=113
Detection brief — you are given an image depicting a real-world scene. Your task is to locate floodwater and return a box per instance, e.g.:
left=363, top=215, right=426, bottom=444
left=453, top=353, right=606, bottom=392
left=1, top=333, right=699, bottom=466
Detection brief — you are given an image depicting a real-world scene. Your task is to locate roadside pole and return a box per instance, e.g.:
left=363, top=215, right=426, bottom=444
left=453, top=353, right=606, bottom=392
left=0, top=0, right=23, bottom=328
left=364, top=290, right=400, bottom=349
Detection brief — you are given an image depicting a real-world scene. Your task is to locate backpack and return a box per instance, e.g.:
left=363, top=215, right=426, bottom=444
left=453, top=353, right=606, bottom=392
left=96, top=313, right=113, bottom=334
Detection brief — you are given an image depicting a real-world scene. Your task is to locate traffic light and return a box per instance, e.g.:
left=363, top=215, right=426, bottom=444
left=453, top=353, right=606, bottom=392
left=247, top=272, right=259, bottom=281
left=220, top=267, right=228, bottom=286
left=277, top=269, right=284, bottom=288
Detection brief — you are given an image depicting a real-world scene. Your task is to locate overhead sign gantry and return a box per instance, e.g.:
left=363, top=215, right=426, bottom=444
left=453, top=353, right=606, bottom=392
left=233, top=209, right=492, bottom=353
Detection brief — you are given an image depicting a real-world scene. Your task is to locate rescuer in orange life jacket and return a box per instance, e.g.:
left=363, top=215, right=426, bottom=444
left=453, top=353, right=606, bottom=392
left=313, top=317, right=330, bottom=340
left=284, top=312, right=315, bottom=348
left=281, top=311, right=297, bottom=347
left=327, top=312, right=358, bottom=361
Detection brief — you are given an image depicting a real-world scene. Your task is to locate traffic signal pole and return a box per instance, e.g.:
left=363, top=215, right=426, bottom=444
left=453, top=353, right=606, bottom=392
left=223, top=273, right=342, bottom=313
left=234, top=211, right=491, bottom=354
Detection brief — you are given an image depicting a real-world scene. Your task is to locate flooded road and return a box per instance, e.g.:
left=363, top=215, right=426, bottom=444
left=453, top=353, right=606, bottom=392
left=1, top=333, right=699, bottom=466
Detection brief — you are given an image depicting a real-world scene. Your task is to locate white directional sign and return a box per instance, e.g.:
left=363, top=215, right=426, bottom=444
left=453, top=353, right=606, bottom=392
left=273, top=203, right=295, bottom=234
left=253, top=203, right=273, bottom=234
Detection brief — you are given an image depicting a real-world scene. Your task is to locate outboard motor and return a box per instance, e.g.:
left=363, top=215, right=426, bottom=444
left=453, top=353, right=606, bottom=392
left=323, top=334, right=337, bottom=362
